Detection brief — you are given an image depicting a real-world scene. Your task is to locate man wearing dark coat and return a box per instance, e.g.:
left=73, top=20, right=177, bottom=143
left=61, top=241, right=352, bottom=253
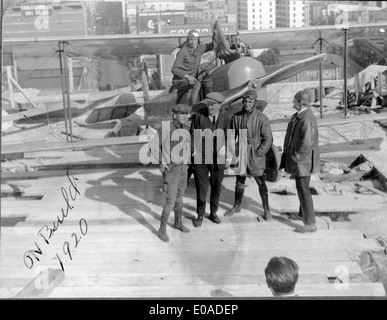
left=225, top=89, right=273, bottom=221
left=190, top=92, right=230, bottom=227
left=280, top=89, right=320, bottom=233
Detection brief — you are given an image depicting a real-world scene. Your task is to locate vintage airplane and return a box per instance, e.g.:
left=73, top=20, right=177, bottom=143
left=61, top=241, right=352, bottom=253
left=2, top=19, right=386, bottom=179
left=3, top=19, right=385, bottom=121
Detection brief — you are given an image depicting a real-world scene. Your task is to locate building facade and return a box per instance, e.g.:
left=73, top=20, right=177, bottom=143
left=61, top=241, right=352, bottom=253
left=237, top=0, right=276, bottom=30
left=276, top=0, right=307, bottom=28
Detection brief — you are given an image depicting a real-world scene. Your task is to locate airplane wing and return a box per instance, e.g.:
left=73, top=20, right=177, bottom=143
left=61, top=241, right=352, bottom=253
left=3, top=22, right=386, bottom=59
left=236, top=22, right=386, bottom=49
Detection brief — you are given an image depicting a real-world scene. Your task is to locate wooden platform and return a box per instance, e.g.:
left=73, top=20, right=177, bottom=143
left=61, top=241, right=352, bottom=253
left=1, top=168, right=385, bottom=298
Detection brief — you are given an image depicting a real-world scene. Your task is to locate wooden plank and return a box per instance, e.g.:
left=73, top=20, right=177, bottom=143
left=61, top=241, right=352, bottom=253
left=377, top=71, right=383, bottom=95
left=43, top=282, right=385, bottom=298
left=2, top=134, right=153, bottom=155
left=6, top=66, right=16, bottom=109
left=3, top=235, right=373, bottom=254
left=6, top=281, right=383, bottom=299
left=360, top=72, right=366, bottom=93
left=0, top=249, right=356, bottom=268
left=271, top=113, right=387, bottom=132
left=0, top=230, right=366, bottom=249
left=0, top=261, right=364, bottom=278
left=0, top=273, right=330, bottom=288
left=355, top=182, right=387, bottom=198
left=268, top=194, right=386, bottom=213
left=354, top=73, right=360, bottom=101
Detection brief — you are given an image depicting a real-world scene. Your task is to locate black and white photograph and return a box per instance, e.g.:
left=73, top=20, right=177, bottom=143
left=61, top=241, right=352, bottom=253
left=1, top=0, right=387, bottom=304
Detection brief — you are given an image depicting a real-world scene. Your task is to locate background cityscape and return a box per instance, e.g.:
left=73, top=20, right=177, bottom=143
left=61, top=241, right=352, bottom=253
left=2, top=0, right=387, bottom=91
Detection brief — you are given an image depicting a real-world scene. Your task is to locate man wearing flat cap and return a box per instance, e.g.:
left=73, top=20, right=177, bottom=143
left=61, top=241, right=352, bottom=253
left=280, top=89, right=320, bottom=233
left=155, top=104, right=192, bottom=242
left=171, top=29, right=214, bottom=105
left=190, top=92, right=230, bottom=227
left=225, top=89, right=273, bottom=221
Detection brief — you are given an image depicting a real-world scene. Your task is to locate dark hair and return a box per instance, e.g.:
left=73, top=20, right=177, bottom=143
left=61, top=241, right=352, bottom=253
left=265, top=257, right=299, bottom=295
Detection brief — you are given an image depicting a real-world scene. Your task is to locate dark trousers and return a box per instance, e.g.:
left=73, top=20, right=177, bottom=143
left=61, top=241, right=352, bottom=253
left=173, top=79, right=201, bottom=105
left=236, top=175, right=267, bottom=191
left=194, top=164, right=225, bottom=216
left=235, top=175, right=270, bottom=212
left=295, top=176, right=316, bottom=225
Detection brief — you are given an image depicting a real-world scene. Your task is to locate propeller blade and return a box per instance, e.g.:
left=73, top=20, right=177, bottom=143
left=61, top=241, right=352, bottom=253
left=141, top=61, right=150, bottom=102
left=193, top=53, right=327, bottom=112
left=259, top=53, right=327, bottom=87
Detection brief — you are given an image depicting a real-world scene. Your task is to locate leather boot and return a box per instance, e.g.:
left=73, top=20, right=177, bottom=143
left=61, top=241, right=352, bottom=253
left=173, top=202, right=190, bottom=233
left=224, top=186, right=244, bottom=217
left=193, top=215, right=203, bottom=228
left=158, top=208, right=170, bottom=243
left=259, top=184, right=272, bottom=221
left=295, top=223, right=317, bottom=233
left=209, top=212, right=222, bottom=224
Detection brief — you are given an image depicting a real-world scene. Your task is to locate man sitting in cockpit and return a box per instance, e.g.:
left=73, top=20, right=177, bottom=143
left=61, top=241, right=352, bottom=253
left=171, top=29, right=214, bottom=106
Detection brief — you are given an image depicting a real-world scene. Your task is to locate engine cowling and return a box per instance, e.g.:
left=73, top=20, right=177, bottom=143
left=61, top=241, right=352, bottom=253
left=203, top=57, right=266, bottom=93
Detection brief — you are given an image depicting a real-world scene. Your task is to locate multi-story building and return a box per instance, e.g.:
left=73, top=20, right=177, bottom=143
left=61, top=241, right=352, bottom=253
left=2, top=0, right=87, bottom=38
left=237, top=0, right=309, bottom=30
left=276, top=0, right=307, bottom=28
left=237, top=0, right=276, bottom=30
left=186, top=4, right=225, bottom=23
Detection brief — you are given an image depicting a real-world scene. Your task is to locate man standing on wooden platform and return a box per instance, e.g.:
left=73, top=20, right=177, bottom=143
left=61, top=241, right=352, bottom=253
left=280, top=89, right=320, bottom=233
left=191, top=92, right=229, bottom=227
left=157, top=104, right=192, bottom=243
left=224, top=90, right=273, bottom=221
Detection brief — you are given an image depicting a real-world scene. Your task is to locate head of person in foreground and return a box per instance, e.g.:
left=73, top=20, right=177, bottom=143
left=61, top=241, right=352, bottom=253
left=265, top=256, right=299, bottom=297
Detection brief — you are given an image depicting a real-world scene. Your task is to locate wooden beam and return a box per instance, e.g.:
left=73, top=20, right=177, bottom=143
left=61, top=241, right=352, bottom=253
left=9, top=76, right=39, bottom=109
left=355, top=182, right=387, bottom=198
left=354, top=73, right=360, bottom=102
left=377, top=71, right=383, bottom=95
left=1, top=134, right=153, bottom=155
left=271, top=113, right=387, bottom=132
left=360, top=72, right=366, bottom=93
left=6, top=66, right=16, bottom=109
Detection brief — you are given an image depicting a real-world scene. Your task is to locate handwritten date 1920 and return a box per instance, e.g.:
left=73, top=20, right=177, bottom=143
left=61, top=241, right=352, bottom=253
left=56, top=218, right=88, bottom=272
left=23, top=171, right=87, bottom=272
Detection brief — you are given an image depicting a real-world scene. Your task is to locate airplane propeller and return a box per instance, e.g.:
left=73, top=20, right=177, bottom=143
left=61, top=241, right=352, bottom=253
left=192, top=52, right=327, bottom=113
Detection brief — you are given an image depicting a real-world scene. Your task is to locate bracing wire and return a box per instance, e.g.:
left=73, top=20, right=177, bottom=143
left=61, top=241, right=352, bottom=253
left=63, top=51, right=129, bottom=139
left=14, top=51, right=59, bottom=89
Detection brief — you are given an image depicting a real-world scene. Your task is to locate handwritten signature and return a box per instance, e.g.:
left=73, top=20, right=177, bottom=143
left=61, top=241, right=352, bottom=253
left=23, top=171, right=88, bottom=272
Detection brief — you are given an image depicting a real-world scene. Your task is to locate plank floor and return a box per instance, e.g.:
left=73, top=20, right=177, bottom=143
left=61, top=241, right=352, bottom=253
left=1, top=168, right=386, bottom=298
